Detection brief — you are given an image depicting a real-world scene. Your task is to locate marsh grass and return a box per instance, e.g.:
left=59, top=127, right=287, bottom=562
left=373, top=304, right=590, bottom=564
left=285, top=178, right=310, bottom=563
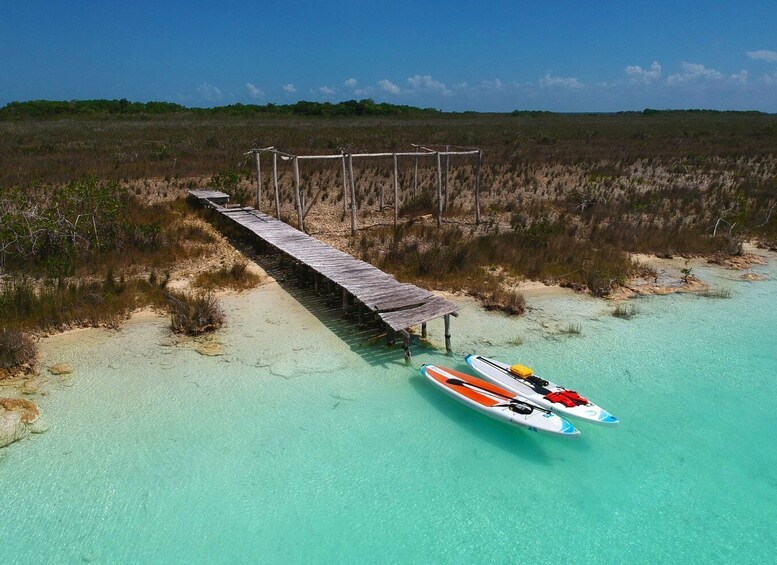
left=0, top=328, right=36, bottom=370
left=166, top=291, right=224, bottom=335
left=0, top=180, right=214, bottom=279
left=472, top=279, right=527, bottom=315
left=380, top=225, right=635, bottom=297
left=612, top=303, right=638, bottom=319
left=3, top=109, right=776, bottom=320
left=698, top=287, right=732, bottom=299
left=559, top=323, right=582, bottom=335
left=194, top=260, right=262, bottom=291
left=0, top=276, right=168, bottom=332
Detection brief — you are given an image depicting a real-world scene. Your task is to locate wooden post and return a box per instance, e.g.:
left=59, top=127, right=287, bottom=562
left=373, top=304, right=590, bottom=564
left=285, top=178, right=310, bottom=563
left=293, top=156, right=303, bottom=232
left=475, top=150, right=482, bottom=225
left=421, top=322, right=427, bottom=338
left=314, top=273, right=319, bottom=294
left=393, top=153, right=399, bottom=229
left=254, top=151, right=262, bottom=211
left=435, top=152, right=443, bottom=228
left=342, top=288, right=349, bottom=315
left=272, top=152, right=281, bottom=219
left=413, top=152, right=419, bottom=197
left=401, top=330, right=411, bottom=362
left=301, top=180, right=306, bottom=218
left=444, top=314, right=452, bottom=353
left=379, top=178, right=385, bottom=211
left=341, top=152, right=348, bottom=214
left=348, top=154, right=357, bottom=236
left=444, top=145, right=450, bottom=211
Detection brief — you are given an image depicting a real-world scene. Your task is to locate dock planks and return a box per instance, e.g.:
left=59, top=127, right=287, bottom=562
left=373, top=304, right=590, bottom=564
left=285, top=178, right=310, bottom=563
left=189, top=190, right=458, bottom=333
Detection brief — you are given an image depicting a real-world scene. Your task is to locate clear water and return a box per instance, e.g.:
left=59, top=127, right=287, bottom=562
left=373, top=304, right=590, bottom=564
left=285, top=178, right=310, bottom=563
left=1, top=259, right=775, bottom=564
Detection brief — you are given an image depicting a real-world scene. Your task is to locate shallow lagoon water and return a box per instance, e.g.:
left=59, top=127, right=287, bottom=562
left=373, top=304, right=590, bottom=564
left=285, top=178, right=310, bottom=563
left=2, top=259, right=776, bottom=564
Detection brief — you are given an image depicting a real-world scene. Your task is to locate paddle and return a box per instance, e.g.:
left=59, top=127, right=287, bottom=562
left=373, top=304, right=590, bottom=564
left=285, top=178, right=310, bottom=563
left=444, top=377, right=551, bottom=415
left=476, top=356, right=550, bottom=389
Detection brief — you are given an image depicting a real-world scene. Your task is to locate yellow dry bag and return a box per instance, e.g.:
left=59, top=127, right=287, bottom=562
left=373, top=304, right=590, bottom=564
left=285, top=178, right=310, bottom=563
left=509, top=364, right=533, bottom=378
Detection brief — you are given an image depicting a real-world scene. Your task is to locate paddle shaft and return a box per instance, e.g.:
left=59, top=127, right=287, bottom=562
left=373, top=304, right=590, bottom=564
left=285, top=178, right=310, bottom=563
left=444, top=377, right=550, bottom=414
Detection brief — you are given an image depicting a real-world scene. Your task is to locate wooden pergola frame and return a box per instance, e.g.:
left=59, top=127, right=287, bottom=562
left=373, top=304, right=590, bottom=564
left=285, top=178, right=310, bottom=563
left=246, top=144, right=483, bottom=235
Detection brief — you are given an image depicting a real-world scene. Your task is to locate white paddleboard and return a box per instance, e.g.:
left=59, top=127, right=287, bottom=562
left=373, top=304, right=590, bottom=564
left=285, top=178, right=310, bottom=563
left=465, top=355, right=619, bottom=426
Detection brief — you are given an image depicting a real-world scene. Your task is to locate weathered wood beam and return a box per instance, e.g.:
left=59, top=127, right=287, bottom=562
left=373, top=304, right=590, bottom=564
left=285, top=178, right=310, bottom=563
left=348, top=154, right=357, bottom=236
left=254, top=152, right=262, bottom=211
left=293, top=156, right=303, bottom=232
left=413, top=152, right=419, bottom=197
left=475, top=150, right=482, bottom=225
left=341, top=153, right=348, bottom=214
left=444, top=145, right=450, bottom=211
left=393, top=153, right=399, bottom=229
left=436, top=152, right=443, bottom=228
left=272, top=153, right=281, bottom=219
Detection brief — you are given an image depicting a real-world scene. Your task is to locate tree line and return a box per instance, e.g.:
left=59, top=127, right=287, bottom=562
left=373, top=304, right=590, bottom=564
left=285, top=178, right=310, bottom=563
left=0, top=98, right=442, bottom=119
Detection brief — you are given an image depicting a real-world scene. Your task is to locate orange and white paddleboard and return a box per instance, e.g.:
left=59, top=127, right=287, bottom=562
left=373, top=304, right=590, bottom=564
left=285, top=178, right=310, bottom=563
left=421, top=365, right=580, bottom=437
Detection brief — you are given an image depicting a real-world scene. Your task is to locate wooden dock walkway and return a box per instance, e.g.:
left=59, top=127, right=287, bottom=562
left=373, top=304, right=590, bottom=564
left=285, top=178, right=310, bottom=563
left=189, top=190, right=458, bottom=357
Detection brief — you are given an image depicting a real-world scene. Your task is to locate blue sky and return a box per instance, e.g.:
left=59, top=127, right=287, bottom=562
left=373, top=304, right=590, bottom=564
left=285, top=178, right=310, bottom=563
left=2, top=0, right=777, bottom=112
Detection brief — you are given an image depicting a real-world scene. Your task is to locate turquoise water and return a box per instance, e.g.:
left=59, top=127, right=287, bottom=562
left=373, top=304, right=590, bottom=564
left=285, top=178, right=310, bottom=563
left=1, top=258, right=776, bottom=564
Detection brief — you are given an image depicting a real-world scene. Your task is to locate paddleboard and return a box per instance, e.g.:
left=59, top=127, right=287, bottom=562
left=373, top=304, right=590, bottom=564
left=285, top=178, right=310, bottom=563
left=421, top=364, right=579, bottom=437
left=465, top=354, right=619, bottom=426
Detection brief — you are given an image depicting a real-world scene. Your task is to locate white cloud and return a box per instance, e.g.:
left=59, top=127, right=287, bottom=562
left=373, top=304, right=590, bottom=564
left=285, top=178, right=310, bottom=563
left=283, top=83, right=297, bottom=94
left=318, top=86, right=335, bottom=95
left=246, top=82, right=264, bottom=99
left=667, top=62, right=723, bottom=85
left=379, top=79, right=401, bottom=94
left=747, top=50, right=777, bottom=63
left=625, top=61, right=662, bottom=83
left=730, top=70, right=749, bottom=85
left=539, top=74, right=583, bottom=89
left=355, top=88, right=369, bottom=96
left=197, top=83, right=222, bottom=101
left=763, top=71, right=777, bottom=86
left=479, top=78, right=505, bottom=92
left=344, top=78, right=357, bottom=88
left=407, top=74, right=451, bottom=96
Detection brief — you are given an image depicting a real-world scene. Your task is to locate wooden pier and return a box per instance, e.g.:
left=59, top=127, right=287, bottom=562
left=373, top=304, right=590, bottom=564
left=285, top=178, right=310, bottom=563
left=189, top=190, right=459, bottom=358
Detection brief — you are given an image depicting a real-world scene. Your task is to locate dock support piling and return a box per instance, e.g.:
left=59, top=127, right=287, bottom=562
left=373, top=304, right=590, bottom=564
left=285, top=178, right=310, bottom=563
left=401, top=330, right=411, bottom=362
left=421, top=322, right=427, bottom=338
left=444, top=314, right=451, bottom=353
